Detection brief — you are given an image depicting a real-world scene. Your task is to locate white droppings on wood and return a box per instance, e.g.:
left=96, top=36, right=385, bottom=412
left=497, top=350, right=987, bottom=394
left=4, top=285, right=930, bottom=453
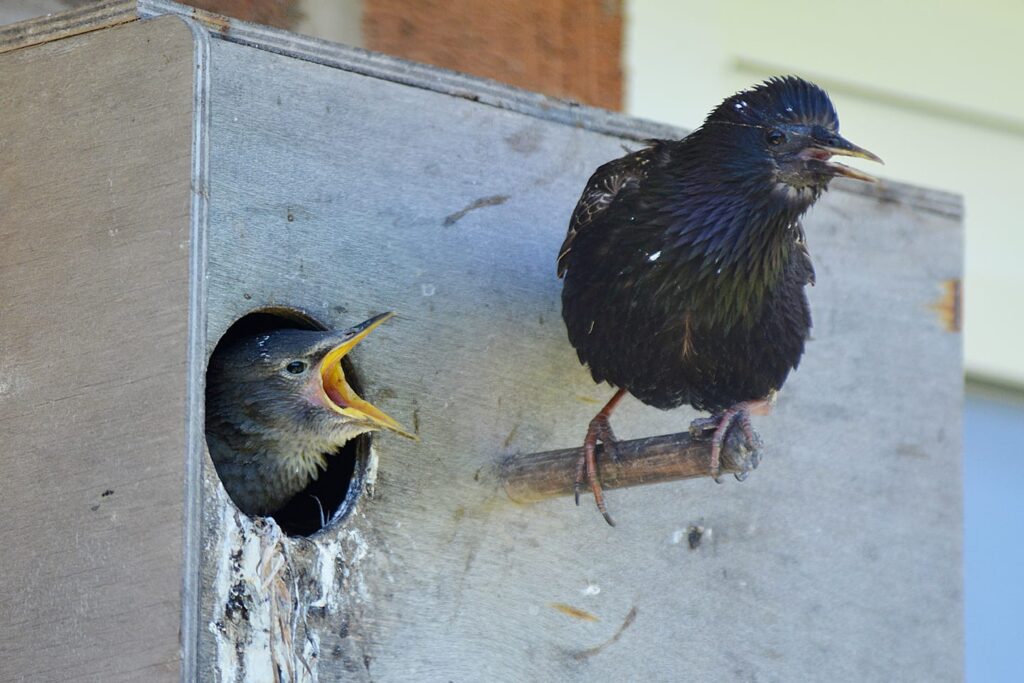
left=302, top=632, right=320, bottom=680
left=581, top=584, right=601, bottom=596
left=0, top=362, right=23, bottom=398
left=208, top=502, right=282, bottom=683
left=207, top=494, right=324, bottom=682
left=309, top=538, right=339, bottom=611
left=203, top=464, right=385, bottom=680
left=341, top=526, right=372, bottom=604
left=364, top=444, right=380, bottom=498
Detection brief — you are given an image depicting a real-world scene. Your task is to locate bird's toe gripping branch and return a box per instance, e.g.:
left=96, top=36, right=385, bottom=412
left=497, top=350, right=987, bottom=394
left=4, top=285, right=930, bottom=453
left=575, top=413, right=620, bottom=526
left=730, top=429, right=764, bottom=482
left=574, top=388, right=627, bottom=527
left=695, top=400, right=770, bottom=483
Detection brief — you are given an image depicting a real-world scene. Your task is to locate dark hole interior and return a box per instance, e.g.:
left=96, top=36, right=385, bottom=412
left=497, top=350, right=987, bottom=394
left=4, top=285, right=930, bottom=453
left=206, top=308, right=369, bottom=537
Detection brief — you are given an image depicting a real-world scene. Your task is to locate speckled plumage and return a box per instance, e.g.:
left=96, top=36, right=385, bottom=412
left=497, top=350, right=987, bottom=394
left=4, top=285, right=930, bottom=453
left=558, top=77, right=881, bottom=524
left=559, top=77, right=851, bottom=413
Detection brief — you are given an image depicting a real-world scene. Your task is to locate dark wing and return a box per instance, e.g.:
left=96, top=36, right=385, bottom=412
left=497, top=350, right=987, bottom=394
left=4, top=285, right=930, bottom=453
left=556, top=145, right=659, bottom=278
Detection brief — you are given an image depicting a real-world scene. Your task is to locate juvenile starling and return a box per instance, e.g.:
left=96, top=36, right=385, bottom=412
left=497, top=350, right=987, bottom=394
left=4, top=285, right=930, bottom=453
left=205, top=312, right=415, bottom=517
left=558, top=77, right=882, bottom=525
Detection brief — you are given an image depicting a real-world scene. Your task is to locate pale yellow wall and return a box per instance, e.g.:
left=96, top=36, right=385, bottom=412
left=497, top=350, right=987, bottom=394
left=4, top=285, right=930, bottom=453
left=293, top=0, right=363, bottom=48
left=625, top=0, right=1024, bottom=386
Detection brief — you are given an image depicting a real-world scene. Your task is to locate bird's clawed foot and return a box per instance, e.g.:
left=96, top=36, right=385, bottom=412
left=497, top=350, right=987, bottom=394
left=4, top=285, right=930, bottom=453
left=689, top=400, right=767, bottom=483
left=731, top=438, right=763, bottom=482
left=574, top=412, right=620, bottom=526
left=574, top=389, right=627, bottom=526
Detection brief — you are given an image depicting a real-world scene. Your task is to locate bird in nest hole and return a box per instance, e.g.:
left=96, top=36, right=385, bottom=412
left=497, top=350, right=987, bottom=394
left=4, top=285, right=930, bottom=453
left=557, top=76, right=882, bottom=525
left=205, top=312, right=416, bottom=518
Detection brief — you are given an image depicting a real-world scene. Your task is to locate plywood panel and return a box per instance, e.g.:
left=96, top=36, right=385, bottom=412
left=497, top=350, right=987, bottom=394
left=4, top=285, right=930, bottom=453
left=196, top=34, right=962, bottom=682
left=0, top=17, right=195, bottom=682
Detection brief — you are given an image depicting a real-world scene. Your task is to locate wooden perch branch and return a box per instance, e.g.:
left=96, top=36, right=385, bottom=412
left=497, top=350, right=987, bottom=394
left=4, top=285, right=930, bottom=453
left=500, top=429, right=758, bottom=503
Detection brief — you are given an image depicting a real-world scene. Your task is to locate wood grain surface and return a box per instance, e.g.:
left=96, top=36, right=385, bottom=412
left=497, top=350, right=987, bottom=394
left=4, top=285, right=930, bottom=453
left=0, top=17, right=195, bottom=683
left=195, top=32, right=964, bottom=683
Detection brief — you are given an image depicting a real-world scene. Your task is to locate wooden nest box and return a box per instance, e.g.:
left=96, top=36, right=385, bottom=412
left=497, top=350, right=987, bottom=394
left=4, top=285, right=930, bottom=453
left=0, top=2, right=964, bottom=681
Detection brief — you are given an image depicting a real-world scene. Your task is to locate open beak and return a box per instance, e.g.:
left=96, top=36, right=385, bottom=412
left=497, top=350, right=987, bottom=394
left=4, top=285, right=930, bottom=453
left=316, top=312, right=418, bottom=440
left=803, top=135, right=884, bottom=183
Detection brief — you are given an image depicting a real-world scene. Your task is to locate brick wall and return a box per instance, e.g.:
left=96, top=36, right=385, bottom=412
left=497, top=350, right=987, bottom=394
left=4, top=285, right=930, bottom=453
left=364, top=0, right=623, bottom=110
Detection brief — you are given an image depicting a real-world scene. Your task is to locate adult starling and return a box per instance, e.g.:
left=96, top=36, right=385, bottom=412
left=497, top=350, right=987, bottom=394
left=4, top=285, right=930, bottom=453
left=205, top=312, right=415, bottom=517
left=558, top=76, right=882, bottom=525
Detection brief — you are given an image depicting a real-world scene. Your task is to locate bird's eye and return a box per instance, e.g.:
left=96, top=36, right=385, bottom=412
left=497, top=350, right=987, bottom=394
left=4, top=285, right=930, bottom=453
left=766, top=130, right=786, bottom=146
left=285, top=360, right=308, bottom=375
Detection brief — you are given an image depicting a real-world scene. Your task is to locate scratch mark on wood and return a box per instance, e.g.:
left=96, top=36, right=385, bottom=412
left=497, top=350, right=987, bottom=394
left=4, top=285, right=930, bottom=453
left=443, top=195, right=509, bottom=226
left=572, top=606, right=638, bottom=660
left=550, top=603, right=600, bottom=622
left=463, top=542, right=480, bottom=574
left=503, top=423, right=519, bottom=449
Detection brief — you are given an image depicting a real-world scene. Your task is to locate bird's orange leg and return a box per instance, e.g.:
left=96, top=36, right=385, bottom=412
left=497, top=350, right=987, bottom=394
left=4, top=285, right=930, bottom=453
left=575, top=388, right=627, bottom=526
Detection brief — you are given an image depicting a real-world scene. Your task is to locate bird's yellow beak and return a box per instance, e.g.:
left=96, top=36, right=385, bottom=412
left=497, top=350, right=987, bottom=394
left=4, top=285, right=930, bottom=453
left=317, top=312, right=418, bottom=440
left=803, top=135, right=884, bottom=183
